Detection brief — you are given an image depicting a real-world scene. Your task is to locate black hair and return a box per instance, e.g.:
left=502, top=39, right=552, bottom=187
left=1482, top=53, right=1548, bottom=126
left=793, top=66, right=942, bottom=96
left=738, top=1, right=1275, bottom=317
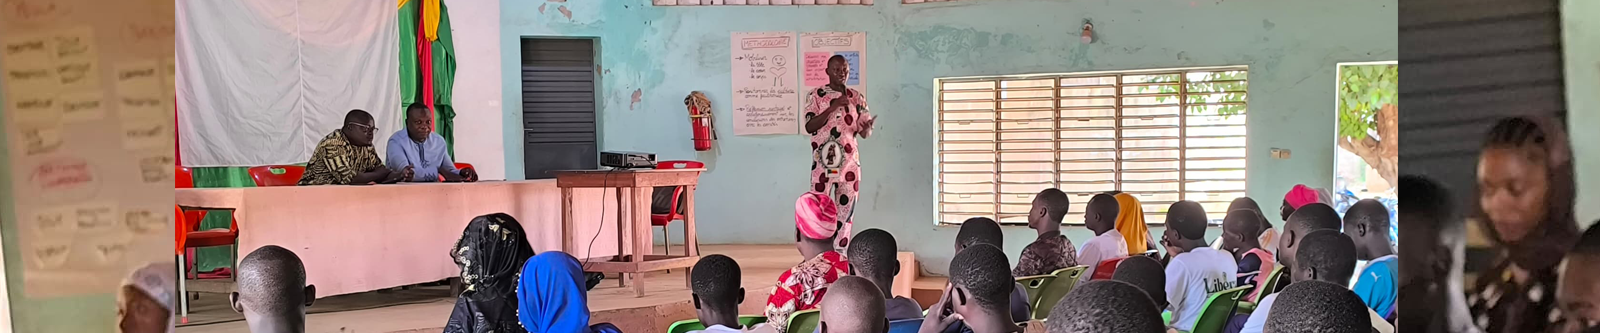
left=1223, top=209, right=1262, bottom=240
left=1344, top=199, right=1391, bottom=235
left=405, top=103, right=428, bottom=120
left=1295, top=230, right=1358, bottom=284
left=1572, top=221, right=1600, bottom=254
left=1035, top=188, right=1072, bottom=224
left=1477, top=116, right=1578, bottom=271
left=821, top=276, right=887, bottom=333
left=1398, top=175, right=1456, bottom=235
left=1044, top=280, right=1166, bottom=333
left=828, top=54, right=847, bottom=64
left=691, top=254, right=742, bottom=310
left=846, top=229, right=898, bottom=286
left=956, top=217, right=1004, bottom=249
left=1110, top=256, right=1167, bottom=309
left=343, top=109, right=373, bottom=124
left=1165, top=201, right=1208, bottom=240
left=1264, top=280, right=1372, bottom=333
left=237, top=245, right=308, bottom=314
left=949, top=244, right=1013, bottom=310
left=1286, top=203, right=1342, bottom=233
left=1228, top=197, right=1271, bottom=228
left=1088, top=194, right=1120, bottom=223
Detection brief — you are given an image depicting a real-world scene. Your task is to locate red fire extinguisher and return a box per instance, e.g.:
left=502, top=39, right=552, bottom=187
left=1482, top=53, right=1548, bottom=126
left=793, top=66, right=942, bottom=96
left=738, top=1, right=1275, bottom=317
left=685, top=91, right=716, bottom=151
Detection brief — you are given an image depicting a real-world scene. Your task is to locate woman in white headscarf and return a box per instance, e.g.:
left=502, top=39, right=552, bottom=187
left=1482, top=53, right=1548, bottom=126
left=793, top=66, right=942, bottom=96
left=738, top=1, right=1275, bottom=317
left=119, top=262, right=176, bottom=333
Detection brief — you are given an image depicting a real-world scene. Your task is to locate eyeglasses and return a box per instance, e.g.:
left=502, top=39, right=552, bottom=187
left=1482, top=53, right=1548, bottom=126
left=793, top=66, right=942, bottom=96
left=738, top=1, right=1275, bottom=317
left=346, top=122, right=376, bottom=134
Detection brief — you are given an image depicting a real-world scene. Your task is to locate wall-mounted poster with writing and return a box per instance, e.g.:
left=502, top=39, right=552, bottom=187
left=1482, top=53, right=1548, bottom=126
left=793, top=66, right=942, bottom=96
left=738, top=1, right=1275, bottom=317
left=800, top=32, right=865, bottom=90
left=730, top=32, right=800, bottom=135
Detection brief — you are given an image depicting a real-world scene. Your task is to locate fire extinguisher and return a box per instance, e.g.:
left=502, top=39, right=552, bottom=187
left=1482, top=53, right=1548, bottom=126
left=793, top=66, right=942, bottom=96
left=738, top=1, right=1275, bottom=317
left=684, top=91, right=716, bottom=151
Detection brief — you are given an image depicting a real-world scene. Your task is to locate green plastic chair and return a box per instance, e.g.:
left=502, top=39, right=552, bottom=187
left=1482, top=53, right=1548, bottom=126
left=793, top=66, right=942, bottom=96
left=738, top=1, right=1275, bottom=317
left=786, top=309, right=821, bottom=333
left=1030, top=265, right=1088, bottom=320
left=668, top=316, right=769, bottom=333
left=1184, top=286, right=1253, bottom=333
left=1015, top=274, right=1057, bottom=309
left=1254, top=266, right=1288, bottom=303
left=1162, top=311, right=1172, bottom=326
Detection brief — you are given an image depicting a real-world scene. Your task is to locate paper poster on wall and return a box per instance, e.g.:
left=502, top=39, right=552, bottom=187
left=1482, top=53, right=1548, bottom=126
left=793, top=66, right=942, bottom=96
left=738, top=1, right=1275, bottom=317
left=800, top=32, right=866, bottom=90
left=730, top=32, right=800, bottom=135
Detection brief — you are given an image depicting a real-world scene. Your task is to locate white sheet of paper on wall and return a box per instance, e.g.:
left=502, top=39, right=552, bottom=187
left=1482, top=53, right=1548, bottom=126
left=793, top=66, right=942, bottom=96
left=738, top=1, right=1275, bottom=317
left=7, top=92, right=61, bottom=125
left=120, top=117, right=170, bottom=150
left=113, top=60, right=164, bottom=119
left=1, top=34, right=55, bottom=70
left=30, top=240, right=71, bottom=270
left=73, top=202, right=120, bottom=234
left=89, top=236, right=132, bottom=266
left=4, top=64, right=61, bottom=98
left=123, top=208, right=171, bottom=234
left=59, top=91, right=106, bottom=122
left=32, top=207, right=76, bottom=238
left=14, top=125, right=64, bottom=157
left=29, top=155, right=100, bottom=203
left=136, top=150, right=175, bottom=183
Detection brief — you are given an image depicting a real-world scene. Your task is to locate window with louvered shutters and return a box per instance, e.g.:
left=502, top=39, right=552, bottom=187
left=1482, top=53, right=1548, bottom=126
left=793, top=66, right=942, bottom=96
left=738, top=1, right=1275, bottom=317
left=936, top=67, right=1249, bottom=225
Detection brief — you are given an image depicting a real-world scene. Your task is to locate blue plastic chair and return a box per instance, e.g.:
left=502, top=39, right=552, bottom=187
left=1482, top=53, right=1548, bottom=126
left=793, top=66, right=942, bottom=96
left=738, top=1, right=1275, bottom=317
left=887, top=318, right=923, bottom=333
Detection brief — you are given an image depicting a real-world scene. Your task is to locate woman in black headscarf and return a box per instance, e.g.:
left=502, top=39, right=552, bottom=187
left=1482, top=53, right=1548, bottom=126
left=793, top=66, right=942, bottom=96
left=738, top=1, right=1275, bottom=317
left=1466, top=116, right=1578, bottom=333
left=444, top=213, right=537, bottom=333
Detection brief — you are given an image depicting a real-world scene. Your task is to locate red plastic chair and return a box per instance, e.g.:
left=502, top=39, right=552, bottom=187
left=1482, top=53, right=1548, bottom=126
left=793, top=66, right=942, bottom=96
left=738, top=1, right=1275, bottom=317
left=247, top=165, right=305, bottom=186
left=439, top=162, right=477, bottom=181
left=176, top=166, right=195, bottom=188
left=652, top=160, right=703, bottom=257
left=174, top=167, right=240, bottom=323
left=1091, top=256, right=1130, bottom=280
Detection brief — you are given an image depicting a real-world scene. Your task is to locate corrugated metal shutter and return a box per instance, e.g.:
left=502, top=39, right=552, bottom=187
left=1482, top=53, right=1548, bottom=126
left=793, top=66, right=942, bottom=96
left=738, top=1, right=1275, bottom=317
left=521, top=38, right=599, bottom=179
left=1398, top=0, right=1566, bottom=274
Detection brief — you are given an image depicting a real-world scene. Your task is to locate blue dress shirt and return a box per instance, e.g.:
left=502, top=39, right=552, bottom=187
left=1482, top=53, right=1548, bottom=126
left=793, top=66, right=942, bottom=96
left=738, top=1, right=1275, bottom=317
left=386, top=130, right=458, bottom=182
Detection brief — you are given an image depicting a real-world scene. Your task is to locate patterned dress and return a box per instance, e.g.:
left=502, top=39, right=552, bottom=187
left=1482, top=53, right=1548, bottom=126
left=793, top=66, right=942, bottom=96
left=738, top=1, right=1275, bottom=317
left=1467, top=261, right=1562, bottom=333
left=298, top=130, right=384, bottom=185
left=1013, top=231, right=1079, bottom=277
left=804, top=86, right=870, bottom=250
left=764, top=251, right=849, bottom=332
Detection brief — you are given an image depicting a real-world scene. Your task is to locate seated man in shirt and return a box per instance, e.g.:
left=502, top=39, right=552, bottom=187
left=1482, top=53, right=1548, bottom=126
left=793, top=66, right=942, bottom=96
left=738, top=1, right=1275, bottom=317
left=847, top=228, right=924, bottom=320
left=299, top=110, right=407, bottom=185
left=1013, top=188, right=1078, bottom=277
left=1159, top=201, right=1236, bottom=332
left=1240, top=230, right=1393, bottom=333
left=1262, top=280, right=1376, bottom=333
left=1343, top=199, right=1396, bottom=318
left=954, top=217, right=1032, bottom=323
left=1077, top=193, right=1128, bottom=281
left=387, top=103, right=476, bottom=182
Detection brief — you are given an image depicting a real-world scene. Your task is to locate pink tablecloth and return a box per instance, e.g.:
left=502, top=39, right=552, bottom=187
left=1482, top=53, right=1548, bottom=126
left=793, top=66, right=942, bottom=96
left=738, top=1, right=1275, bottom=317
left=176, top=180, right=625, bottom=297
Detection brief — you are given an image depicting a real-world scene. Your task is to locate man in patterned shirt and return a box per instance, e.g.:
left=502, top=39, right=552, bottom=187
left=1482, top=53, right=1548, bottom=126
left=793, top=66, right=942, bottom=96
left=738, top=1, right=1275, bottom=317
left=1013, top=188, right=1078, bottom=277
left=298, top=110, right=408, bottom=185
left=765, top=192, right=850, bottom=332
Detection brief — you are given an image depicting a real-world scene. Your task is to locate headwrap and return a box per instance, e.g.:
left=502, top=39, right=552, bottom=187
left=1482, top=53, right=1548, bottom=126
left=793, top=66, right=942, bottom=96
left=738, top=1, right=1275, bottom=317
left=1284, top=184, right=1322, bottom=209
left=451, top=213, right=536, bottom=324
left=795, top=191, right=839, bottom=240
left=516, top=251, right=592, bottom=333
left=1476, top=116, right=1578, bottom=271
left=1113, top=193, right=1152, bottom=254
left=121, top=262, right=177, bottom=333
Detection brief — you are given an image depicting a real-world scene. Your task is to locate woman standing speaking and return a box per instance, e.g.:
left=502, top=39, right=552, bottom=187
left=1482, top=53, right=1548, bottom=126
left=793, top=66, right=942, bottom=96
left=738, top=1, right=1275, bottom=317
left=803, top=55, right=875, bottom=250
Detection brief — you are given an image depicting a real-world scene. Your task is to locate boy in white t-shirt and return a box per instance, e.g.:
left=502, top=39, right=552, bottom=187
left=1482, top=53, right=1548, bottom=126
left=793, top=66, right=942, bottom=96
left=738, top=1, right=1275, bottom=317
left=1077, top=193, right=1129, bottom=281
left=1159, top=201, right=1237, bottom=332
left=690, top=255, right=775, bottom=333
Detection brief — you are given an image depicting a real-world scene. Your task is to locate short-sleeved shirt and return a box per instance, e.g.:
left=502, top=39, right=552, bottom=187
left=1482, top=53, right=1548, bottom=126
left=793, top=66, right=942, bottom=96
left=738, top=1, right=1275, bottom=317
left=1352, top=255, right=1398, bottom=317
left=385, top=130, right=458, bottom=182
left=1164, top=247, right=1237, bottom=332
left=298, top=130, right=384, bottom=185
left=765, top=251, right=849, bottom=332
left=1013, top=231, right=1079, bottom=277
left=1077, top=229, right=1129, bottom=282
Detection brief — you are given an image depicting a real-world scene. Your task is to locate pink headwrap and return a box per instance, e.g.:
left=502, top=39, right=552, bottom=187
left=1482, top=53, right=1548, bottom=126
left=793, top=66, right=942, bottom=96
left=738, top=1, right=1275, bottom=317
left=795, top=191, right=839, bottom=240
left=1284, top=184, right=1321, bottom=209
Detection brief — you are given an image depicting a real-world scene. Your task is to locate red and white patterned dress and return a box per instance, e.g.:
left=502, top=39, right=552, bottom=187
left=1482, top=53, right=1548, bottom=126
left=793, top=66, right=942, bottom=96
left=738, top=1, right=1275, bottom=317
left=804, top=85, right=870, bottom=250
left=763, top=251, right=849, bottom=332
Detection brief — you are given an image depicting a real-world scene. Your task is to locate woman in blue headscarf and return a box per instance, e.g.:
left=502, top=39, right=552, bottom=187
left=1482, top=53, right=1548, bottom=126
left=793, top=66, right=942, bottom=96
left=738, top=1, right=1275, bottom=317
left=517, top=251, right=623, bottom=333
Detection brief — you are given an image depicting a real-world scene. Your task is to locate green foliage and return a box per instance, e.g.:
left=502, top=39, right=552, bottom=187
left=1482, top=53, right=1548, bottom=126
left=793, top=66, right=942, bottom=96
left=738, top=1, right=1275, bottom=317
left=1140, top=71, right=1249, bottom=117
left=1336, top=65, right=1398, bottom=140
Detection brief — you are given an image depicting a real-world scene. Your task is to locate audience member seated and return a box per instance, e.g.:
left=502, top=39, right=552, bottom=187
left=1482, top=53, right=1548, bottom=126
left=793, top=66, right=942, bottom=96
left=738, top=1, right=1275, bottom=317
left=445, top=213, right=536, bottom=333
left=1076, top=193, right=1128, bottom=281
left=848, top=228, right=924, bottom=320
left=1278, top=184, right=1326, bottom=222
left=690, top=254, right=775, bottom=333
left=1239, top=230, right=1392, bottom=333
left=387, top=103, right=476, bottom=182
left=1262, top=280, right=1373, bottom=333
left=1226, top=197, right=1277, bottom=255
left=298, top=109, right=406, bottom=185
left=1160, top=201, right=1236, bottom=332
left=1395, top=175, right=1476, bottom=333
left=767, top=192, right=851, bottom=332
left=1044, top=280, right=1167, bottom=333
left=514, top=251, right=624, bottom=333
left=232, top=245, right=316, bottom=333
left=120, top=262, right=176, bottom=333
left=1013, top=188, right=1077, bottom=277
left=1274, top=203, right=1342, bottom=274
left=1110, top=256, right=1167, bottom=309
left=1343, top=199, right=1397, bottom=318
left=953, top=217, right=1031, bottom=322
left=918, top=244, right=1023, bottom=333
left=1220, top=209, right=1273, bottom=300
left=1556, top=221, right=1600, bottom=331
left=820, top=276, right=890, bottom=333
left=1113, top=193, right=1159, bottom=255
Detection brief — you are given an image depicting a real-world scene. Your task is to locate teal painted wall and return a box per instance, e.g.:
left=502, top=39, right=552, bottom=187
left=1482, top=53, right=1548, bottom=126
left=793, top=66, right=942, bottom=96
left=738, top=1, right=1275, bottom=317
left=1564, top=0, right=1599, bottom=226
left=500, top=0, right=1397, bottom=273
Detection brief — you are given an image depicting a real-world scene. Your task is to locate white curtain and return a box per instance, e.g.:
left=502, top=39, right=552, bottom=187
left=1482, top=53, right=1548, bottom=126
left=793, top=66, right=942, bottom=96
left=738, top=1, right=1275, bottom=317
left=175, top=0, right=400, bottom=167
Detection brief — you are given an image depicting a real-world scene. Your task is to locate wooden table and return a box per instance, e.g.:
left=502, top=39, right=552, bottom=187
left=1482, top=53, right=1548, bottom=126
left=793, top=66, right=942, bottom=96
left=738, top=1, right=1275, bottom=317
left=175, top=180, right=626, bottom=297
left=554, top=168, right=703, bottom=297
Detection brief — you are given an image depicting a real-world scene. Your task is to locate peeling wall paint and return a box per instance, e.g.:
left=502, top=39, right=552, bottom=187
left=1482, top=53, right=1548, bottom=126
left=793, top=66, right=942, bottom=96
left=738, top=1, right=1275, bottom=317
left=500, top=0, right=1397, bottom=273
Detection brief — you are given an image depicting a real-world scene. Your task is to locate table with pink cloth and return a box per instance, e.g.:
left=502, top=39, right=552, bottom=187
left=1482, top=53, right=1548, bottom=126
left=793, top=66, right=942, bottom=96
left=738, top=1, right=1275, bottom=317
left=175, top=179, right=625, bottom=297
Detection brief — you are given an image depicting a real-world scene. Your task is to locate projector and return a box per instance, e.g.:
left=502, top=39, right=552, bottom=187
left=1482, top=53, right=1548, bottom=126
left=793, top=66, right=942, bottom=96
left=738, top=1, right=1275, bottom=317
left=600, top=151, right=656, bottom=169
